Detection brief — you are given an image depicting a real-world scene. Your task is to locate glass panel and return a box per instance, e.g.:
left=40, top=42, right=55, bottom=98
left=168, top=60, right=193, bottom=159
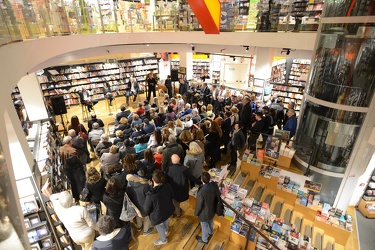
left=307, top=24, right=375, bottom=107
left=296, top=101, right=364, bottom=173
left=324, top=0, right=375, bottom=17
left=0, top=145, right=26, bottom=249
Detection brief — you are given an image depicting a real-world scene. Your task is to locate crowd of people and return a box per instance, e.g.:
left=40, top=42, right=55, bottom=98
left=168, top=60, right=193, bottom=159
left=52, top=78, right=298, bottom=249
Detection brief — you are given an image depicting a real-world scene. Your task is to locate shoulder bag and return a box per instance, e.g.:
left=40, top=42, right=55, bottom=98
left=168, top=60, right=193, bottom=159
left=120, top=192, right=142, bottom=221
left=78, top=124, right=88, bottom=141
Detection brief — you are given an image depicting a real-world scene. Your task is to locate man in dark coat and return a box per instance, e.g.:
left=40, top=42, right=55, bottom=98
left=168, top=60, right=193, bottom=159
left=146, top=70, right=157, bottom=102
left=248, top=112, right=266, bottom=150
left=165, top=154, right=198, bottom=217
left=87, top=113, right=105, bottom=132
left=144, top=170, right=175, bottom=246
left=240, top=96, right=252, bottom=136
left=115, top=106, right=131, bottom=123
left=161, top=135, right=184, bottom=171
left=194, top=172, right=221, bottom=244
left=201, top=82, right=211, bottom=105
left=229, top=122, right=246, bottom=169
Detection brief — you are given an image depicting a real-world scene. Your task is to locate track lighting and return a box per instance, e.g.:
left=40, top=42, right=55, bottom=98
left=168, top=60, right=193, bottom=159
left=191, top=44, right=195, bottom=52
left=245, top=46, right=249, bottom=52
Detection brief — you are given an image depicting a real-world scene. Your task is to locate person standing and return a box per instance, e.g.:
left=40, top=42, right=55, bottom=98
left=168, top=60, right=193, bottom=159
left=130, top=75, right=139, bottom=102
left=124, top=78, right=132, bottom=107
left=50, top=191, right=97, bottom=250
left=146, top=70, right=157, bottom=102
left=229, top=122, right=246, bottom=170
left=165, top=75, right=173, bottom=98
left=166, top=154, right=197, bottom=217
left=201, top=82, right=211, bottom=106
left=144, top=169, right=175, bottom=246
left=161, top=135, right=184, bottom=171
left=240, top=96, right=252, bottom=136
left=195, top=172, right=221, bottom=244
left=283, top=109, right=297, bottom=139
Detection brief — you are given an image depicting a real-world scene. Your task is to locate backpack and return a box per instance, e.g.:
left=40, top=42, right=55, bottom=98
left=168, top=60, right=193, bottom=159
left=265, top=114, right=274, bottom=128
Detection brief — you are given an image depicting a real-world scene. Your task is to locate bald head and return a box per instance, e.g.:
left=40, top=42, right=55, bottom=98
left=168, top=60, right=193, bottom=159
left=171, top=154, right=180, bottom=164
left=68, top=129, right=76, bottom=137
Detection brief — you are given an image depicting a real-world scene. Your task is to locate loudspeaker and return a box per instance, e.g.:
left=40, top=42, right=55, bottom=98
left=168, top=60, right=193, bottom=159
left=171, top=70, right=179, bottom=81
left=51, top=95, right=67, bottom=115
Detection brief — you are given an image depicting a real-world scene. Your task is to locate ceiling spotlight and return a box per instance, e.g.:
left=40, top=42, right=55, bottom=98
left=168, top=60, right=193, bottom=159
left=281, top=48, right=294, bottom=55
left=233, top=57, right=236, bottom=61
left=192, top=46, right=195, bottom=52
left=245, top=46, right=249, bottom=52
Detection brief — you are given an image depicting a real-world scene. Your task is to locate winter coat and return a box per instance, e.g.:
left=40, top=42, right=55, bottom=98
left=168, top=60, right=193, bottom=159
left=87, top=178, right=106, bottom=204
left=126, top=174, right=151, bottom=217
left=184, top=153, right=204, bottom=179
left=240, top=102, right=252, bottom=128
left=195, top=182, right=221, bottom=222
left=144, top=183, right=175, bottom=226
left=64, top=155, right=86, bottom=201
left=231, top=129, right=246, bottom=150
left=161, top=142, right=184, bottom=171
left=102, top=189, right=125, bottom=228
left=206, top=132, right=221, bottom=161
left=166, top=164, right=196, bottom=202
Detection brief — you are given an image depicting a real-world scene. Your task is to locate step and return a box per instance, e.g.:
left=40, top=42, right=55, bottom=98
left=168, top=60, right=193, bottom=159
left=205, top=229, right=229, bottom=250
left=223, top=240, right=242, bottom=250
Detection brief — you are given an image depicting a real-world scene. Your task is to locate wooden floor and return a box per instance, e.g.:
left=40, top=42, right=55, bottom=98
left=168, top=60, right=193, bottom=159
left=59, top=94, right=360, bottom=250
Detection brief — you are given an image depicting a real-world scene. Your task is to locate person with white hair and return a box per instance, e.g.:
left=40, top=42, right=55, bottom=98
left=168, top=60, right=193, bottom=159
left=178, top=103, right=192, bottom=119
left=95, top=133, right=113, bottom=156
left=50, top=191, right=97, bottom=250
left=59, top=136, right=82, bottom=166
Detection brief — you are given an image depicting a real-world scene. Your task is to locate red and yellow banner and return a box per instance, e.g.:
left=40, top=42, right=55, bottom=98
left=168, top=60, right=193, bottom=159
left=187, top=0, right=221, bottom=34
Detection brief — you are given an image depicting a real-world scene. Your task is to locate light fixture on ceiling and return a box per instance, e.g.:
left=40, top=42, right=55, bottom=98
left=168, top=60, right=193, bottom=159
left=191, top=44, right=195, bottom=52
left=281, top=48, right=295, bottom=55
left=245, top=46, right=249, bottom=52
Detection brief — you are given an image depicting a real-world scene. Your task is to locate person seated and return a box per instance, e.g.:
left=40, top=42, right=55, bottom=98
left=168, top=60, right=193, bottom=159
left=89, top=123, right=105, bottom=152
left=191, top=110, right=202, bottom=124
left=144, top=100, right=151, bottom=111
left=142, top=118, right=155, bottom=134
left=115, top=106, right=131, bottom=123
left=113, top=130, right=126, bottom=146
left=134, top=136, right=148, bottom=154
left=88, top=113, right=104, bottom=132
left=80, top=87, right=98, bottom=112
left=206, top=104, right=215, bottom=121
left=135, top=103, right=145, bottom=116
left=131, top=124, right=143, bottom=140
left=183, top=115, right=193, bottom=129
left=178, top=103, right=192, bottom=119
left=199, top=105, right=207, bottom=120
left=175, top=119, right=184, bottom=137
left=92, top=215, right=131, bottom=250
left=154, top=146, right=163, bottom=170
left=131, top=114, right=142, bottom=128
left=100, top=145, right=120, bottom=170
left=114, top=117, right=130, bottom=133
left=95, top=134, right=113, bottom=156
left=119, top=139, right=136, bottom=160
left=165, top=106, right=176, bottom=123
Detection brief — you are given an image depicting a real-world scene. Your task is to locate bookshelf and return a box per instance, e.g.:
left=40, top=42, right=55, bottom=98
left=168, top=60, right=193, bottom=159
left=358, top=168, right=375, bottom=218
left=171, top=60, right=180, bottom=71
left=192, top=60, right=210, bottom=80
left=270, top=59, right=310, bottom=116
left=38, top=56, right=158, bottom=105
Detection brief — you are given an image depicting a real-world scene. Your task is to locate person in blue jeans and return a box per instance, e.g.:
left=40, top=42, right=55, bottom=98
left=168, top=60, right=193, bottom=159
left=144, top=169, right=175, bottom=246
left=195, top=172, right=222, bottom=244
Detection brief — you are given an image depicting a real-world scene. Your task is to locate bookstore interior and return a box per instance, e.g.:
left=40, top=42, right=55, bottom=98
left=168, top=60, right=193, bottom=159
left=1, top=1, right=375, bottom=250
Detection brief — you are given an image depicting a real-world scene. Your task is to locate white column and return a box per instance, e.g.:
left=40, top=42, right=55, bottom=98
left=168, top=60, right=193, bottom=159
left=17, top=73, right=48, bottom=122
left=180, top=52, right=193, bottom=80
left=253, top=47, right=274, bottom=80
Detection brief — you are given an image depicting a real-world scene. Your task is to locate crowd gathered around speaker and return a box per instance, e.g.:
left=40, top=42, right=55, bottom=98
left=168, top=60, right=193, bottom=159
left=44, top=74, right=298, bottom=249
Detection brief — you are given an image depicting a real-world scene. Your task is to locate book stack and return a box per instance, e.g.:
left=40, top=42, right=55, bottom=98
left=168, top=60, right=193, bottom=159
left=277, top=175, right=301, bottom=194
left=208, top=165, right=228, bottom=183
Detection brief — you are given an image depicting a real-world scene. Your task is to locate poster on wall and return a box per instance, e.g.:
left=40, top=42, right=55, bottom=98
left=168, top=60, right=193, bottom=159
left=156, top=52, right=170, bottom=81
left=221, top=2, right=233, bottom=30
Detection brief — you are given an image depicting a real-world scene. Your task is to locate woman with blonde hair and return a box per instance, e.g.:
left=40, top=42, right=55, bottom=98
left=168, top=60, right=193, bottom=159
left=114, top=117, right=129, bottom=132
left=230, top=106, right=239, bottom=126
left=178, top=130, right=193, bottom=156
left=131, top=114, right=142, bottom=128
left=175, top=119, right=184, bottom=136
left=184, top=142, right=204, bottom=182
left=206, top=121, right=222, bottom=168
left=193, top=128, right=206, bottom=154
left=100, top=145, right=120, bottom=172
left=206, top=104, right=215, bottom=121
left=168, top=121, right=176, bottom=135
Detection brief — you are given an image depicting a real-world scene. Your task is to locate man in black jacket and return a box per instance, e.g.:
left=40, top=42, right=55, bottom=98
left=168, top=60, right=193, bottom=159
left=115, top=106, right=130, bottom=123
left=194, top=172, right=221, bottom=244
left=144, top=169, right=174, bottom=246
left=166, top=154, right=197, bottom=217
left=240, top=96, right=252, bottom=136
left=229, top=122, right=246, bottom=170
left=87, top=113, right=104, bottom=132
left=221, top=111, right=232, bottom=154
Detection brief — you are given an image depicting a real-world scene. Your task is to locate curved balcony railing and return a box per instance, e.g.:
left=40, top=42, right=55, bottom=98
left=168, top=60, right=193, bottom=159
left=0, top=0, right=323, bottom=47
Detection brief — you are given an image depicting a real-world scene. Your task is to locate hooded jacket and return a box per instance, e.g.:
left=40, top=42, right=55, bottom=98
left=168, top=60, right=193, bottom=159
left=126, top=174, right=151, bottom=217
left=144, top=183, right=175, bottom=226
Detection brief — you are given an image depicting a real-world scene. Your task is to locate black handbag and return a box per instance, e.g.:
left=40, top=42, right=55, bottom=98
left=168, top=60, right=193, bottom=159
left=79, top=182, right=91, bottom=202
